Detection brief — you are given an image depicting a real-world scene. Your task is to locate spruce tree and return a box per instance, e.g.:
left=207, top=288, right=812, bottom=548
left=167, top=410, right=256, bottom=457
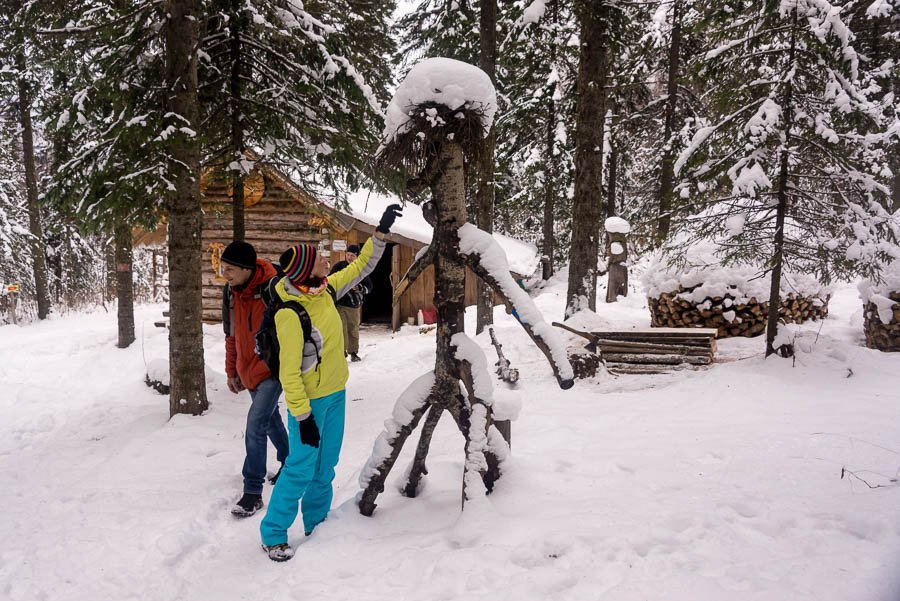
left=674, top=0, right=898, bottom=356
left=0, top=1, right=52, bottom=320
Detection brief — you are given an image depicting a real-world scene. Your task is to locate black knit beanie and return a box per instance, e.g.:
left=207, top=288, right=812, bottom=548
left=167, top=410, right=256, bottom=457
left=347, top=244, right=360, bottom=255
left=221, top=241, right=257, bottom=270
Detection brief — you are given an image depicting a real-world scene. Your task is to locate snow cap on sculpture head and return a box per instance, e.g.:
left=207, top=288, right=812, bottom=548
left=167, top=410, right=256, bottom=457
left=377, top=57, right=497, bottom=170
left=280, top=244, right=318, bottom=285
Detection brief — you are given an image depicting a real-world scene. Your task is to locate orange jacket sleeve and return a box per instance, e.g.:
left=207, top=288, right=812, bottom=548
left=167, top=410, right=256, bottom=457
left=225, top=336, right=237, bottom=378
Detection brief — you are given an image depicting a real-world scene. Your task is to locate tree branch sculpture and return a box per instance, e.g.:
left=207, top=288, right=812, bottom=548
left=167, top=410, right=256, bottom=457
left=358, top=58, right=574, bottom=518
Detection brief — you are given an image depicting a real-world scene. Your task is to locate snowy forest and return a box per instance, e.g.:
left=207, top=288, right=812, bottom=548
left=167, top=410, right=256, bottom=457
left=1, top=0, right=900, bottom=598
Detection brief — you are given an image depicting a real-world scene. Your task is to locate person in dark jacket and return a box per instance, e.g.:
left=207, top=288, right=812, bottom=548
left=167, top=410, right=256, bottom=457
left=328, top=244, right=372, bottom=362
left=220, top=241, right=290, bottom=518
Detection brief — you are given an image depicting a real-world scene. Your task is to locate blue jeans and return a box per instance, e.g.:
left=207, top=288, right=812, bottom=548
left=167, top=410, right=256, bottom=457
left=260, top=390, right=346, bottom=545
left=243, top=377, right=290, bottom=495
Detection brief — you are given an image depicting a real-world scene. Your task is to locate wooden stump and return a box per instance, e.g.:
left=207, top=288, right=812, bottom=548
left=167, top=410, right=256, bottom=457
left=606, top=231, right=627, bottom=302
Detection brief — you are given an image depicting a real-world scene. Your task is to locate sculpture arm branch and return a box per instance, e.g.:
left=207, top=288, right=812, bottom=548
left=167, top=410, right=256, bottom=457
left=455, top=252, right=574, bottom=390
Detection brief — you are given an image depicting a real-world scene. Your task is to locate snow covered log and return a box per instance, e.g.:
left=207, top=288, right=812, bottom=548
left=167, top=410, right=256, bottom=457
left=648, top=288, right=830, bottom=338
left=862, top=296, right=900, bottom=352
left=859, top=267, right=900, bottom=352
left=642, top=241, right=832, bottom=339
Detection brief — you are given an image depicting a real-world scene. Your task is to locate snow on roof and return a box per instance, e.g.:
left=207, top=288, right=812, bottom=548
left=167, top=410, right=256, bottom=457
left=382, top=57, right=497, bottom=144
left=334, top=189, right=540, bottom=276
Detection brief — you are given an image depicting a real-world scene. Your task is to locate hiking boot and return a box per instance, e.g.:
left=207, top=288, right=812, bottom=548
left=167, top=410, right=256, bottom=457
left=350, top=353, right=361, bottom=362
left=262, top=543, right=294, bottom=562
left=231, top=493, right=263, bottom=518
left=268, top=462, right=285, bottom=485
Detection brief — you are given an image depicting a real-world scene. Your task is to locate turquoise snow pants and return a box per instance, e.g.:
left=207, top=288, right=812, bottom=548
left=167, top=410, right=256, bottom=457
left=259, top=389, right=346, bottom=546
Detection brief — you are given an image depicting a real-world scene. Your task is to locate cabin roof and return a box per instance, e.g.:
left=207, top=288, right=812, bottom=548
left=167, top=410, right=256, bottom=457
left=323, top=189, right=541, bottom=277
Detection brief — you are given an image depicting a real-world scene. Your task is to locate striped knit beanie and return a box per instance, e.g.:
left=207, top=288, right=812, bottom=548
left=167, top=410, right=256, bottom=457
left=279, top=244, right=318, bottom=284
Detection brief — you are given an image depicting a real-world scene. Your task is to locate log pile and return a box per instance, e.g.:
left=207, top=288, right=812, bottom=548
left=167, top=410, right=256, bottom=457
left=648, top=287, right=830, bottom=338
left=863, top=291, right=900, bottom=352
left=554, top=323, right=717, bottom=375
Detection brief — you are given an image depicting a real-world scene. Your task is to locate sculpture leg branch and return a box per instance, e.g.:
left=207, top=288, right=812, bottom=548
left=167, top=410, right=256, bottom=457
left=456, top=252, right=574, bottom=390
left=403, top=404, right=443, bottom=498
left=358, top=393, right=435, bottom=517
left=457, top=361, right=503, bottom=495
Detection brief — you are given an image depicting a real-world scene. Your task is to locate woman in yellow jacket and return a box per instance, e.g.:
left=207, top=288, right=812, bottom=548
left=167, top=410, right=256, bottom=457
left=260, top=204, right=401, bottom=562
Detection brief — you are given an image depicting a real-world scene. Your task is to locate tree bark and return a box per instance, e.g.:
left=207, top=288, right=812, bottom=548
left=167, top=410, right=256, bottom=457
left=765, top=9, right=797, bottom=358
left=433, top=142, right=468, bottom=392
left=403, top=405, right=442, bottom=498
left=230, top=0, right=245, bottom=241
left=607, top=144, right=618, bottom=219
left=566, top=0, right=609, bottom=316
left=655, top=0, right=681, bottom=246
left=115, top=219, right=135, bottom=348
left=541, top=95, right=556, bottom=279
left=166, top=0, right=208, bottom=416
left=16, top=53, right=51, bottom=320
left=475, top=0, right=497, bottom=334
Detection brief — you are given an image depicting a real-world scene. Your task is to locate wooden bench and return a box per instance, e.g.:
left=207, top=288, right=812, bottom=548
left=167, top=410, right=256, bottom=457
left=553, top=323, right=718, bottom=375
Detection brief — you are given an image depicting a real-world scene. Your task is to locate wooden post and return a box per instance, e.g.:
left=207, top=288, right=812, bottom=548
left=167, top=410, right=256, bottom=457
left=9, top=292, right=17, bottom=325
left=605, top=218, right=629, bottom=303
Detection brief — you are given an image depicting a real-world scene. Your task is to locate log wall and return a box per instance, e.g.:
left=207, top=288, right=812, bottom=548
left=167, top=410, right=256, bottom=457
left=862, top=292, right=900, bottom=352
left=200, top=178, right=358, bottom=323
left=648, top=286, right=830, bottom=339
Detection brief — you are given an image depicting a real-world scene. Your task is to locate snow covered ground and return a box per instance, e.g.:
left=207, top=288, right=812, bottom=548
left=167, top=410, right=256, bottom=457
left=1, top=274, right=898, bottom=601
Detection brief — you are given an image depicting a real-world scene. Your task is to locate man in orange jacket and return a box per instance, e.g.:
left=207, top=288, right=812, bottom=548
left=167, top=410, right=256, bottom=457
left=221, top=241, right=290, bottom=517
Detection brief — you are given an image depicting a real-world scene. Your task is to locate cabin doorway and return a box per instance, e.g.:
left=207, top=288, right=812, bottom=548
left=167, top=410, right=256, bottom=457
left=362, top=243, right=395, bottom=324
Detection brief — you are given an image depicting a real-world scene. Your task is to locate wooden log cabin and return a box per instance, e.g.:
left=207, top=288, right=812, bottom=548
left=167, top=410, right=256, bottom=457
left=194, top=161, right=540, bottom=329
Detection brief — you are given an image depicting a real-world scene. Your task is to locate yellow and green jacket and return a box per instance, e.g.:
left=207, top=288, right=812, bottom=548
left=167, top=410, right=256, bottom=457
left=274, top=236, right=386, bottom=417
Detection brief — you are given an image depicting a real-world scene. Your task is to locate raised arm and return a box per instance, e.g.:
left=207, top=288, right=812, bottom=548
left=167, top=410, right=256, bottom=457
left=329, top=236, right=386, bottom=300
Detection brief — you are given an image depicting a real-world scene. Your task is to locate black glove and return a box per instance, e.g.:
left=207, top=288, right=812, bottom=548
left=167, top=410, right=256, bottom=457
left=298, top=413, right=320, bottom=448
left=376, top=204, right=403, bottom=234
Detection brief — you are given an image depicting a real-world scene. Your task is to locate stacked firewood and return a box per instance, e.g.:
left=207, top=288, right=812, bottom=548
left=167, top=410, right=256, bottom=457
left=648, top=287, right=830, bottom=338
left=863, top=292, right=900, bottom=352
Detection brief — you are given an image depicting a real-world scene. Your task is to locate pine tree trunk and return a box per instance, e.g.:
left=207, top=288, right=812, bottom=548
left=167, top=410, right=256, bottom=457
left=105, top=242, right=116, bottom=304
left=607, top=144, right=618, bottom=219
left=166, top=0, right=208, bottom=416
left=891, top=146, right=900, bottom=213
left=230, top=0, right=245, bottom=242
left=566, top=0, right=609, bottom=316
left=541, top=95, right=556, bottom=279
left=765, top=9, right=797, bottom=358
left=433, top=142, right=467, bottom=393
left=475, top=0, right=497, bottom=334
left=16, top=53, right=51, bottom=320
left=655, top=0, right=681, bottom=246
left=114, top=220, right=135, bottom=348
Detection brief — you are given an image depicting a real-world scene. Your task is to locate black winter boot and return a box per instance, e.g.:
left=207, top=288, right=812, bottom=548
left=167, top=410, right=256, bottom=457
left=231, top=493, right=263, bottom=517
left=262, top=543, right=294, bottom=562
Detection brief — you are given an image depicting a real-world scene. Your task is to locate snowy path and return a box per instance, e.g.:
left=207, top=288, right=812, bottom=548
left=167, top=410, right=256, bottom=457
left=1, top=280, right=898, bottom=601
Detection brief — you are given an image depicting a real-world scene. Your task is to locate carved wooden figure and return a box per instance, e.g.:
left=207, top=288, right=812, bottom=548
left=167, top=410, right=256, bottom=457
left=358, top=62, right=574, bottom=516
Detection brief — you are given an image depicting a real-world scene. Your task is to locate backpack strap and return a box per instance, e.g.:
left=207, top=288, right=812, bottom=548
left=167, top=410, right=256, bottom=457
left=276, top=300, right=323, bottom=368
left=222, top=284, right=234, bottom=336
